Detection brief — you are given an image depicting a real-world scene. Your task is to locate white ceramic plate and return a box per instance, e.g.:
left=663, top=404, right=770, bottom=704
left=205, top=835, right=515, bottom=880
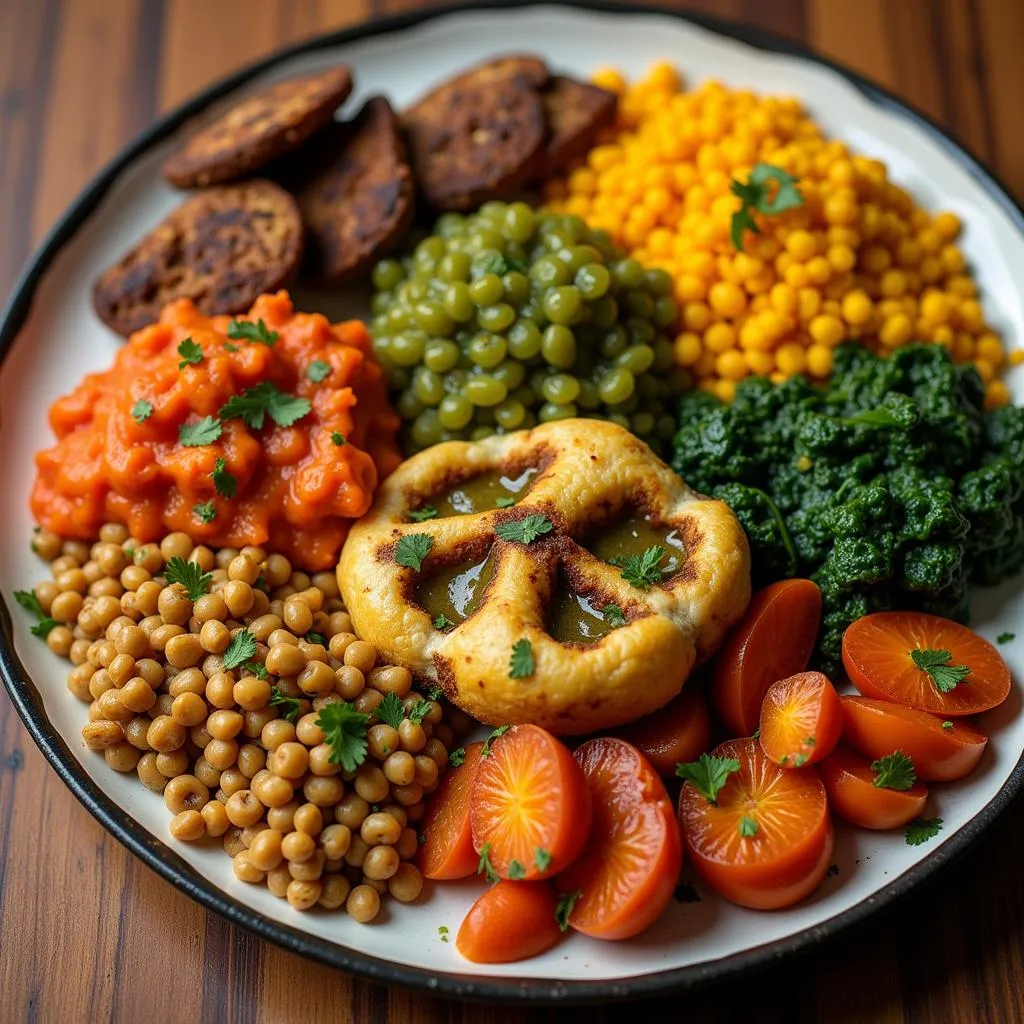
left=2, top=1, right=1023, bottom=1002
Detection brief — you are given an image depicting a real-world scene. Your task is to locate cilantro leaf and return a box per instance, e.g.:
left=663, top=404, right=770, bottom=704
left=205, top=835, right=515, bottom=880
left=163, top=556, right=212, bottom=600
left=193, top=500, right=216, bottom=524
left=376, top=691, right=405, bottom=730
left=131, top=398, right=153, bottom=424
left=395, top=534, right=432, bottom=571
left=507, top=859, right=527, bottom=880
left=481, top=724, right=510, bottom=759
left=534, top=848, right=552, bottom=872
left=730, top=203, right=760, bottom=252
left=477, top=843, right=499, bottom=884
left=220, top=381, right=311, bottom=430
left=223, top=342, right=239, bottom=352
left=177, top=338, right=203, bottom=368
left=13, top=590, right=58, bottom=639
left=270, top=686, right=302, bottom=723
left=244, top=661, right=268, bottom=680
left=495, top=496, right=516, bottom=508
left=448, top=747, right=466, bottom=767
left=997, top=632, right=1015, bottom=645
left=212, top=457, right=237, bottom=498
left=409, top=505, right=438, bottom=522
left=331, top=431, right=346, bottom=446
left=433, top=613, right=454, bottom=631
left=424, top=683, right=444, bottom=701
left=676, top=753, right=741, bottom=806
left=555, top=889, right=582, bottom=932
left=179, top=416, right=222, bottom=447
left=738, top=815, right=759, bottom=837
left=730, top=162, right=804, bottom=252
left=941, top=720, right=954, bottom=732
left=910, top=647, right=971, bottom=694
left=495, top=514, right=554, bottom=545
left=317, top=702, right=371, bottom=772
left=222, top=629, right=257, bottom=670
left=305, top=631, right=327, bottom=647
left=307, top=359, right=331, bottom=382
left=617, top=545, right=665, bottom=589
left=602, top=603, right=626, bottom=628
left=509, top=638, right=534, bottom=679
left=871, top=751, right=917, bottom=791
left=905, top=817, right=944, bottom=846
left=408, top=699, right=432, bottom=725
left=227, top=318, right=278, bottom=346
left=30, top=617, right=59, bottom=639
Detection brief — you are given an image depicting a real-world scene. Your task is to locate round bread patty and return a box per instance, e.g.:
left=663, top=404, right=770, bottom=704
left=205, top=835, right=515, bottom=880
left=403, top=55, right=549, bottom=211
left=288, top=96, right=414, bottom=283
left=93, top=180, right=304, bottom=337
left=162, top=66, right=353, bottom=188
left=535, top=76, right=618, bottom=179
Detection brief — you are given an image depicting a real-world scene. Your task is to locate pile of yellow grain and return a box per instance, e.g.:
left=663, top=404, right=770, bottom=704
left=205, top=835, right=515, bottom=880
left=543, top=63, right=1016, bottom=409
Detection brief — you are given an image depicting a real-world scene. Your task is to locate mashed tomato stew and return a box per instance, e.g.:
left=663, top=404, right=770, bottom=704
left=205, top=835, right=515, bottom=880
left=32, top=292, right=401, bottom=571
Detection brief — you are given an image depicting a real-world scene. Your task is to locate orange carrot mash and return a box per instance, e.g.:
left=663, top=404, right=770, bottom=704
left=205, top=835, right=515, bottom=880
left=32, top=291, right=401, bottom=571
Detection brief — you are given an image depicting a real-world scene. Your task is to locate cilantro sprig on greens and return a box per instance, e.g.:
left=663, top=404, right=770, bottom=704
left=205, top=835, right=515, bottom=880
left=730, top=162, right=804, bottom=252
left=910, top=647, right=971, bottom=694
left=871, top=751, right=916, bottom=791
left=13, top=590, right=58, bottom=639
left=676, top=753, right=741, bottom=806
left=317, top=702, right=371, bottom=772
left=227, top=318, right=278, bottom=346
left=163, top=556, right=212, bottom=600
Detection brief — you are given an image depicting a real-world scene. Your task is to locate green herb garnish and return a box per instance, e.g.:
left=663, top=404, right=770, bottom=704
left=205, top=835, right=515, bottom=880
left=871, top=751, right=916, bottom=790
left=911, top=648, right=971, bottom=694
left=477, top=843, right=499, bottom=884
left=730, top=162, right=804, bottom=251
left=495, top=496, right=516, bottom=508
left=270, top=687, right=302, bottom=723
left=222, top=629, right=257, bottom=670
left=177, top=338, right=203, bottom=368
left=244, top=661, right=268, bottom=680
left=227, top=318, right=278, bottom=345
left=507, top=860, right=527, bottom=880
left=905, top=817, right=943, bottom=846
left=676, top=753, right=741, bottom=806
left=395, top=534, right=433, bottom=571
left=193, top=500, right=216, bottom=524
left=495, top=514, right=554, bottom=544
left=307, top=359, right=331, bottom=382
left=433, top=613, right=453, bottom=631
left=601, top=603, right=627, bottom=628
left=305, top=631, right=327, bottom=647
left=509, top=638, right=534, bottom=679
left=997, top=632, right=1015, bottom=645
left=331, top=431, right=346, bottom=446
left=375, top=691, right=405, bottom=729
left=163, top=556, right=212, bottom=600
left=555, top=889, right=582, bottom=932
left=179, top=416, right=222, bottom=447
left=448, top=747, right=466, bottom=767
left=409, top=505, right=438, bottom=522
left=481, top=724, right=510, bottom=759
left=617, top=545, right=665, bottom=589
left=131, top=398, right=153, bottom=424
left=212, top=457, right=237, bottom=498
left=13, top=590, right=58, bottom=639
left=317, top=702, right=371, bottom=772
left=738, top=815, right=759, bottom=837
left=220, top=381, right=311, bottom=430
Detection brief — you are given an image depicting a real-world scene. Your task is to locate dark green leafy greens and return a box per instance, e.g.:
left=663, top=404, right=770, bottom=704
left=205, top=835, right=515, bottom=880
left=672, top=345, right=1024, bottom=673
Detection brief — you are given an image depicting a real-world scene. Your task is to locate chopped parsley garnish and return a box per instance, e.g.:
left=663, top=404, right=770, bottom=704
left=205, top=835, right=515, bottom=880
left=307, top=359, right=331, bottom=382
left=222, top=629, right=257, bottom=670
left=375, top=692, right=405, bottom=729
left=997, top=632, right=1015, bottom=645
left=448, top=747, right=466, bottom=767
left=481, top=724, right=510, bottom=759
left=179, top=416, right=222, bottom=447
left=193, top=500, right=217, bottom=524
left=676, top=753, right=741, bottom=806
left=223, top=342, right=239, bottom=352
left=163, top=556, right=212, bottom=600
left=508, top=638, right=534, bottom=679
left=905, top=817, right=944, bottom=846
left=477, top=843, right=499, bottom=884
left=941, top=720, right=954, bottom=732
left=331, top=431, right=346, bottom=446
left=424, top=683, right=444, bottom=701
left=227, top=318, right=278, bottom=346
left=131, top=398, right=153, bottom=424
left=871, top=751, right=916, bottom=791
left=794, top=753, right=809, bottom=767
left=495, top=514, right=554, bottom=544
left=407, top=699, right=431, bottom=725
left=617, top=545, right=665, bottom=589
left=534, top=848, right=552, bottom=872
left=244, top=661, right=268, bottom=680
left=433, top=613, right=453, bottom=631
left=730, top=162, right=804, bottom=252
left=409, top=505, right=438, bottom=522
left=270, top=687, right=302, bottom=723
left=507, top=860, right=527, bottom=880
left=317, top=702, right=371, bottom=772
left=495, top=496, right=516, bottom=508
left=305, top=631, right=327, bottom=647
left=910, top=647, right=971, bottom=694
left=601, top=603, right=626, bottom=628
left=555, top=889, right=582, bottom=932
left=437, top=925, right=449, bottom=943
left=177, top=338, right=203, bottom=368
left=738, top=815, right=759, bottom=838
left=212, top=457, right=237, bottom=498
left=220, top=381, right=311, bottom=430
left=395, top=534, right=433, bottom=571
left=13, top=590, right=58, bottom=639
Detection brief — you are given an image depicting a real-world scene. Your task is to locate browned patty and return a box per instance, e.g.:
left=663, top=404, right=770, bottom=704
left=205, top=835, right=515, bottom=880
left=534, top=76, right=618, bottom=179
left=403, top=55, right=550, bottom=211
left=93, top=180, right=304, bottom=336
left=285, top=96, right=414, bottom=284
left=162, top=67, right=354, bottom=188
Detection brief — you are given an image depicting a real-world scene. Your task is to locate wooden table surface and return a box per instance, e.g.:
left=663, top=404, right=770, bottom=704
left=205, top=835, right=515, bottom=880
left=2, top=1, right=1024, bottom=1020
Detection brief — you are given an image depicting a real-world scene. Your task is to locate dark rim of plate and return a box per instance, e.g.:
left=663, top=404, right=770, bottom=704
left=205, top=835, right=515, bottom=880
left=1, top=0, right=1023, bottom=1005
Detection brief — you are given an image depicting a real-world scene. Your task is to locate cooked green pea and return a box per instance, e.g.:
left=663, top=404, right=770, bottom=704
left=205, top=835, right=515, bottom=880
left=491, top=360, right=526, bottom=390
left=423, top=339, right=460, bottom=373
left=575, top=263, right=611, bottom=299
left=626, top=318, right=656, bottom=347
left=540, top=374, right=581, bottom=406
left=443, top=282, right=475, bottom=322
left=502, top=272, right=530, bottom=306
left=616, top=345, right=655, bottom=374
left=470, top=426, right=494, bottom=441
left=656, top=413, right=677, bottom=439
left=512, top=384, right=536, bottom=406
left=543, top=228, right=577, bottom=252
left=370, top=292, right=392, bottom=316
left=503, top=202, right=536, bottom=243
left=607, top=392, right=639, bottom=415
left=530, top=257, right=570, bottom=288
left=414, top=301, right=454, bottom=336
left=598, top=367, right=636, bottom=405
left=464, top=376, right=508, bottom=407
left=396, top=389, right=425, bottom=419
left=402, top=280, right=429, bottom=303
left=439, top=251, right=472, bottom=282
left=372, top=259, right=404, bottom=291
left=468, top=334, right=507, bottom=369
left=539, top=401, right=578, bottom=422
left=654, top=296, right=679, bottom=327
left=390, top=367, right=412, bottom=392
left=608, top=413, right=630, bottom=430
left=435, top=213, right=464, bottom=237
left=477, top=303, right=516, bottom=332
left=386, top=306, right=414, bottom=331
left=624, top=291, right=654, bottom=319
left=631, top=411, right=656, bottom=436
left=479, top=200, right=507, bottom=220
left=541, top=325, right=577, bottom=369
left=507, top=321, right=543, bottom=360
left=543, top=287, right=583, bottom=326
left=443, top=369, right=469, bottom=394
left=645, top=267, right=673, bottom=297
left=493, top=398, right=527, bottom=429
left=438, top=394, right=474, bottom=430
left=412, top=367, right=446, bottom=406
left=390, top=333, right=427, bottom=367
left=469, top=275, right=503, bottom=306
left=653, top=338, right=675, bottom=372
left=599, top=326, right=628, bottom=359
left=576, top=379, right=601, bottom=410
left=611, top=258, right=644, bottom=290
left=589, top=295, right=619, bottom=329
left=411, top=409, right=444, bottom=448
left=469, top=228, right=504, bottom=253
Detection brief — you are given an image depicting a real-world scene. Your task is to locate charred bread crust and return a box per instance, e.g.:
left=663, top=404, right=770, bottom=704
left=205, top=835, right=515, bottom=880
left=534, top=75, right=618, bottom=178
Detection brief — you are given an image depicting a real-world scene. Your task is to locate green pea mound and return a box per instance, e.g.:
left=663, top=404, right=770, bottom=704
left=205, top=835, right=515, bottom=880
left=369, top=201, right=687, bottom=452
left=671, top=344, right=1024, bottom=673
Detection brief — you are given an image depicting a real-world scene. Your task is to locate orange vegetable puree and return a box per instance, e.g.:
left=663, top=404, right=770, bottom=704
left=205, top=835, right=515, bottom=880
left=32, top=292, right=401, bottom=571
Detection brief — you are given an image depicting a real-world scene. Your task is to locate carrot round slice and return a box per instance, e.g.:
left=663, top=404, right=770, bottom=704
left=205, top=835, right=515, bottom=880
left=840, top=696, right=987, bottom=782
left=759, top=671, right=842, bottom=768
left=470, top=725, right=591, bottom=881
left=843, top=611, right=1010, bottom=716
left=678, top=738, right=833, bottom=910
left=613, top=687, right=712, bottom=777
left=419, top=741, right=484, bottom=880
left=713, top=579, right=822, bottom=736
left=818, top=746, right=928, bottom=830
left=456, top=881, right=562, bottom=964
left=557, top=738, right=681, bottom=940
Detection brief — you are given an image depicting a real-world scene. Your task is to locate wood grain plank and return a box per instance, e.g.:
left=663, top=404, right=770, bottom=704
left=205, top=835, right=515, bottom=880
left=807, top=0, right=895, bottom=89
left=977, top=0, right=1024, bottom=199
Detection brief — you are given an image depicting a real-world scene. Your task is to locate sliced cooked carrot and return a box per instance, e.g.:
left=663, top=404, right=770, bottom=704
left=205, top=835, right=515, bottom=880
left=818, top=746, right=929, bottom=830
left=759, top=671, right=842, bottom=768
left=418, top=741, right=484, bottom=880
left=456, top=881, right=562, bottom=963
left=613, top=687, right=712, bottom=777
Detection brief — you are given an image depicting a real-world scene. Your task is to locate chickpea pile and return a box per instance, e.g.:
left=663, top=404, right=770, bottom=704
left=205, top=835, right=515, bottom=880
left=27, top=524, right=472, bottom=923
